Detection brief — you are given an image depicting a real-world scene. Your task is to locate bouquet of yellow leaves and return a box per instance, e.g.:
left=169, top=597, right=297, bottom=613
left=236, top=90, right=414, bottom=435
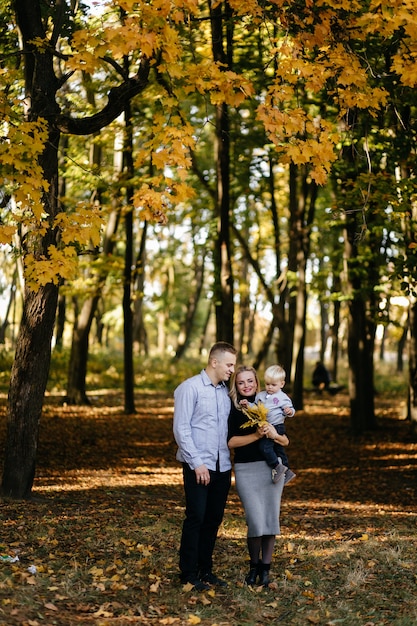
left=241, top=402, right=269, bottom=429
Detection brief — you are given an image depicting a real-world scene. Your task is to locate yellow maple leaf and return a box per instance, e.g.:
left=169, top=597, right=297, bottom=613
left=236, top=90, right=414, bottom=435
left=241, top=402, right=269, bottom=428
left=0, top=225, right=16, bottom=245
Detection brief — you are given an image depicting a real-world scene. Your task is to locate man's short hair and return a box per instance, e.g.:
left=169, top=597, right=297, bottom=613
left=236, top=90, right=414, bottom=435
left=208, top=341, right=237, bottom=361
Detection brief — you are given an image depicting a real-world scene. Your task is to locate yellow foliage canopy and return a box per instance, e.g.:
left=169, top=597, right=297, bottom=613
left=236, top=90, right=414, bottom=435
left=2, top=0, right=417, bottom=287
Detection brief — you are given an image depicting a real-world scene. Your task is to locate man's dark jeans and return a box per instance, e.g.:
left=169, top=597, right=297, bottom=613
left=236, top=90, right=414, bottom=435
left=179, top=463, right=231, bottom=581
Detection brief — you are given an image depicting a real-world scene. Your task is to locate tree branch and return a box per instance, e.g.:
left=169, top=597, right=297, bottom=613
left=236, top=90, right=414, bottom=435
left=55, top=58, right=151, bottom=135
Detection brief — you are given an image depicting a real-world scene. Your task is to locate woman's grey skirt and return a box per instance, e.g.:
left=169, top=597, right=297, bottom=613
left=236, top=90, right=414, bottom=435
left=234, top=461, right=284, bottom=537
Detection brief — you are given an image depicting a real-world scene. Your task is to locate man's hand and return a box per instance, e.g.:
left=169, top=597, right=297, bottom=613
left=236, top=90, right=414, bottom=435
left=195, top=465, right=210, bottom=485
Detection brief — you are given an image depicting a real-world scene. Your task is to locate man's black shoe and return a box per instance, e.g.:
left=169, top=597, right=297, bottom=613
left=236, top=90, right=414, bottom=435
left=200, top=571, right=228, bottom=587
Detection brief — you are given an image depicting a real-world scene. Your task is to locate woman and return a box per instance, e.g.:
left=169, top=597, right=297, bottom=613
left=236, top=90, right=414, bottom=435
left=228, top=365, right=289, bottom=587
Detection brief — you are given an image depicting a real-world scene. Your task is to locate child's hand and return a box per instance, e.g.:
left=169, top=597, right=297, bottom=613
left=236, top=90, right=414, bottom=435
left=283, top=405, right=294, bottom=416
left=239, top=399, right=249, bottom=408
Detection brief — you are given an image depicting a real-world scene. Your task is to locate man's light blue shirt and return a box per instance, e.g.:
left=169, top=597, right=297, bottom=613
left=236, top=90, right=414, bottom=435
left=173, top=369, right=232, bottom=472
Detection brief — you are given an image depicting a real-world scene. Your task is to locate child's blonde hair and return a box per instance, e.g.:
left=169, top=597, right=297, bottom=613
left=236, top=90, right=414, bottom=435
left=264, top=364, right=286, bottom=383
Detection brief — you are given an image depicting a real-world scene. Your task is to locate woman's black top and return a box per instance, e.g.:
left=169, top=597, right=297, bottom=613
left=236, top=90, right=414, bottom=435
left=228, top=396, right=266, bottom=464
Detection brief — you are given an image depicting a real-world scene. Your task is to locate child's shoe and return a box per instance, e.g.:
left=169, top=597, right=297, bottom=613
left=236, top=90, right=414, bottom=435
left=284, top=469, right=296, bottom=485
left=271, top=462, right=287, bottom=483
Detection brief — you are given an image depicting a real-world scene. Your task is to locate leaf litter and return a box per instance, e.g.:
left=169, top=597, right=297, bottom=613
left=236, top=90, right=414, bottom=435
left=0, top=390, right=416, bottom=625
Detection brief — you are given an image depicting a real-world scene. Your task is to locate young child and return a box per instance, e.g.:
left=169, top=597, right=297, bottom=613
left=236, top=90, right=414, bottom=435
left=242, top=365, right=296, bottom=485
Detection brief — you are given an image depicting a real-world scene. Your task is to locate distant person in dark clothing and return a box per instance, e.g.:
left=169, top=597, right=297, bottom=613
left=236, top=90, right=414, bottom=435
left=312, top=361, right=331, bottom=392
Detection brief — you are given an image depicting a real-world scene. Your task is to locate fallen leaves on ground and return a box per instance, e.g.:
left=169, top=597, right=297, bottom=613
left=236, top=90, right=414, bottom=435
left=0, top=390, right=416, bottom=625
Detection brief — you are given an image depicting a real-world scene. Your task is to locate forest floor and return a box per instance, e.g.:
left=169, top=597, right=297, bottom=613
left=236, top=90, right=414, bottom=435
left=0, top=389, right=417, bottom=626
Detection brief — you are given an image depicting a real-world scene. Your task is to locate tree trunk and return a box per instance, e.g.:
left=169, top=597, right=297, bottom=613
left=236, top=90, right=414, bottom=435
left=66, top=295, right=100, bottom=405
left=199, top=303, right=213, bottom=355
left=0, top=275, right=16, bottom=344
left=319, top=299, right=329, bottom=362
left=55, top=293, right=66, bottom=349
left=123, top=204, right=135, bottom=414
left=123, top=98, right=135, bottom=415
left=253, top=313, right=278, bottom=370
left=174, top=255, right=205, bottom=360
left=330, top=273, right=341, bottom=383
left=397, top=322, right=407, bottom=373
left=65, top=207, right=119, bottom=404
left=1, top=0, right=62, bottom=498
left=237, top=252, right=250, bottom=357
left=347, top=296, right=377, bottom=433
left=2, top=284, right=59, bottom=498
left=133, top=222, right=149, bottom=356
left=209, top=0, right=234, bottom=344
left=408, top=300, right=417, bottom=434
left=289, top=164, right=318, bottom=409
left=3, top=0, right=151, bottom=498
left=343, top=215, right=377, bottom=434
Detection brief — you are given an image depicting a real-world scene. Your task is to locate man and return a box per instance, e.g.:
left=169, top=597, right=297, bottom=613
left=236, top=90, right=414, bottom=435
left=173, top=341, right=237, bottom=591
left=312, top=361, right=331, bottom=393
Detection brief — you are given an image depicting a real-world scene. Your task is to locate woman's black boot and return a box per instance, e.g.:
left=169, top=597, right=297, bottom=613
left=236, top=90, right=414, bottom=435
left=258, top=562, right=270, bottom=587
left=245, top=562, right=259, bottom=586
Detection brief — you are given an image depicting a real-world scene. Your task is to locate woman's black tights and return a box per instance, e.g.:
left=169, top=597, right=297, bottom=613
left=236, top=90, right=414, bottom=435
left=247, top=535, right=275, bottom=565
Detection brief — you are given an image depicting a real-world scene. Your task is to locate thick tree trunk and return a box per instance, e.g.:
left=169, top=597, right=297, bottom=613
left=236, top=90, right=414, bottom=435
left=123, top=100, right=136, bottom=414
left=343, top=214, right=377, bottom=434
left=1, top=0, right=61, bottom=498
left=347, top=297, right=377, bottom=433
left=3, top=0, right=150, bottom=497
left=210, top=0, right=234, bottom=344
left=213, top=106, right=234, bottom=343
left=2, top=283, right=59, bottom=498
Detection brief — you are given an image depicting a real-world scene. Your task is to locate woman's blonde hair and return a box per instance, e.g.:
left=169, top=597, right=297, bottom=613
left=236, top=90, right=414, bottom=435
left=229, top=365, right=260, bottom=408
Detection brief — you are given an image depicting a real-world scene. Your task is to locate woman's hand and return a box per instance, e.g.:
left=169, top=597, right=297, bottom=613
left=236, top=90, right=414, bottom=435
left=257, top=423, right=289, bottom=446
left=257, top=423, right=274, bottom=439
left=259, top=423, right=276, bottom=439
